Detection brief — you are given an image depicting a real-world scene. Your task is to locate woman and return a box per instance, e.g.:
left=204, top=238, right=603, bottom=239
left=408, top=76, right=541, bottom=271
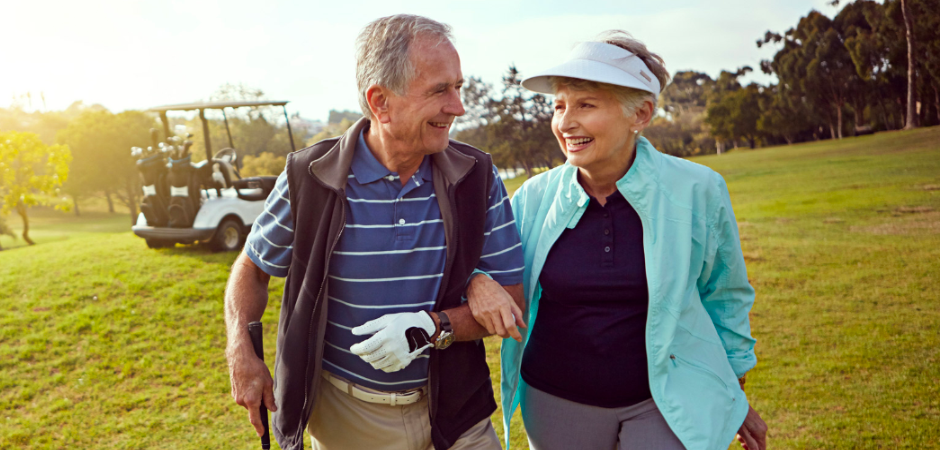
left=468, top=31, right=767, bottom=450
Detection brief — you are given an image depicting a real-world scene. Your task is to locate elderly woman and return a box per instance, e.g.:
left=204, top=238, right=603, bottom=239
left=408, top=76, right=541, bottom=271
left=467, top=31, right=767, bottom=450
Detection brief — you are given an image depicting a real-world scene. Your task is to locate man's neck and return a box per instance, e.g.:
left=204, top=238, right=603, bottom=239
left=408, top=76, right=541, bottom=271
left=364, top=125, right=424, bottom=186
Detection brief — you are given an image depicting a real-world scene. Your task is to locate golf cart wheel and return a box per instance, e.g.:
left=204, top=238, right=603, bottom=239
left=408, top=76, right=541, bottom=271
left=210, top=218, right=245, bottom=252
left=145, top=239, right=174, bottom=249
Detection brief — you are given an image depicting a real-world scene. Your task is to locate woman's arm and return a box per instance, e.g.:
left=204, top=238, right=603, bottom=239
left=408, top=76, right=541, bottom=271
left=697, top=173, right=757, bottom=378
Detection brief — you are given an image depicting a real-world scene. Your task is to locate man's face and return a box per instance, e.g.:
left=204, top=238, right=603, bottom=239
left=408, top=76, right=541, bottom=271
left=383, top=36, right=465, bottom=155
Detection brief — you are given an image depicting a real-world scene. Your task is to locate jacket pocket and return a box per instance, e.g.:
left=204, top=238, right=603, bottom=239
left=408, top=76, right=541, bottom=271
left=670, top=352, right=731, bottom=393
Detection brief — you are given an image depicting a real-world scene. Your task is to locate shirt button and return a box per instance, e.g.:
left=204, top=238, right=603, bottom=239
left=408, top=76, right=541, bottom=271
left=605, top=246, right=611, bottom=253
left=604, top=229, right=610, bottom=235
left=398, top=218, right=406, bottom=225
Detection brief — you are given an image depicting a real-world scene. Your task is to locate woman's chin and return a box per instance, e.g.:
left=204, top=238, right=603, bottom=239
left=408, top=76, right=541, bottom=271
left=566, top=154, right=593, bottom=169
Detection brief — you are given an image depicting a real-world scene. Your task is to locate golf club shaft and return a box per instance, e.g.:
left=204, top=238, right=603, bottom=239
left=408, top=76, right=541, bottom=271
left=247, top=321, right=270, bottom=450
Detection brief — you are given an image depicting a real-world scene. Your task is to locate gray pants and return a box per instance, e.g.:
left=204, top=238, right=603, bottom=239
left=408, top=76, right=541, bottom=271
left=521, top=385, right=686, bottom=450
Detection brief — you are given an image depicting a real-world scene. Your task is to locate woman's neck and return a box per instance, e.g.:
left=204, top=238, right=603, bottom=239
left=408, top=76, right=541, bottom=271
left=578, top=142, right=637, bottom=207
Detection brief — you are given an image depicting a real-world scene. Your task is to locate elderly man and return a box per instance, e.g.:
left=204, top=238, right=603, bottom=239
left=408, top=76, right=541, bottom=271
left=224, top=14, right=525, bottom=450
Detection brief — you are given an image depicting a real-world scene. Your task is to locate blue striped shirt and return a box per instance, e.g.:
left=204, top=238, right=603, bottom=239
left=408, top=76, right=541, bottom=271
left=245, top=130, right=523, bottom=391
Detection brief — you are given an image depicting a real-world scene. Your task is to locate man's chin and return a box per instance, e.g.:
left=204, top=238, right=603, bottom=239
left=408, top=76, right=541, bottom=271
left=422, top=139, right=451, bottom=154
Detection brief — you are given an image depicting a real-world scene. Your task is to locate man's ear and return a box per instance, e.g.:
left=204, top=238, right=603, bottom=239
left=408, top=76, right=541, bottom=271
left=367, top=85, right=391, bottom=124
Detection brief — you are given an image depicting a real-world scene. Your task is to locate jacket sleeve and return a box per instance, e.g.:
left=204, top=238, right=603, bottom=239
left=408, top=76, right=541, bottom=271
left=698, top=172, right=757, bottom=378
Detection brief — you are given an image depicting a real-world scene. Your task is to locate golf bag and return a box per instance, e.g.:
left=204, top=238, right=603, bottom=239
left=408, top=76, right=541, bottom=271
left=136, top=152, right=170, bottom=227
left=167, top=154, right=201, bottom=228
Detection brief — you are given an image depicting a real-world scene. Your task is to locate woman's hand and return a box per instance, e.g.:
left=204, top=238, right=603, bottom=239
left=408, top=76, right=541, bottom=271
left=735, top=405, right=767, bottom=450
left=466, top=274, right=526, bottom=342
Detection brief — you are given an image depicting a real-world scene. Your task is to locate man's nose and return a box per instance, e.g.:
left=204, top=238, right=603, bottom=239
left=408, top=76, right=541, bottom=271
left=443, top=89, right=465, bottom=117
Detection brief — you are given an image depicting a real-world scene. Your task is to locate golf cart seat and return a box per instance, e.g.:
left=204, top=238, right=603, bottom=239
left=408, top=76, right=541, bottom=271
left=207, top=148, right=241, bottom=190
left=232, top=176, right=278, bottom=202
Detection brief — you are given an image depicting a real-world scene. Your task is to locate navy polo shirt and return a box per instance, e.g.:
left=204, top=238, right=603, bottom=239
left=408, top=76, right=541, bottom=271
left=245, top=129, right=524, bottom=391
left=521, top=190, right=652, bottom=408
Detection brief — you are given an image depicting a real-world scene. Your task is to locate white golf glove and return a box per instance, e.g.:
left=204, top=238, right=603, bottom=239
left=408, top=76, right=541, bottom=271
left=350, top=311, right=436, bottom=373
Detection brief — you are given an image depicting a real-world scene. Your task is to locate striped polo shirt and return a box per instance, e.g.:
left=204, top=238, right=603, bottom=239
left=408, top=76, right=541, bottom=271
left=245, top=130, right=524, bottom=391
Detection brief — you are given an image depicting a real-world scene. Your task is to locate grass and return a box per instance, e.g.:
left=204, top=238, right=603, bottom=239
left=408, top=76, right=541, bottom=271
left=2, top=127, right=939, bottom=448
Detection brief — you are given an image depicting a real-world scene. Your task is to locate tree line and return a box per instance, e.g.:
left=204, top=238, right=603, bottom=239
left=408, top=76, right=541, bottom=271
left=456, top=0, right=940, bottom=162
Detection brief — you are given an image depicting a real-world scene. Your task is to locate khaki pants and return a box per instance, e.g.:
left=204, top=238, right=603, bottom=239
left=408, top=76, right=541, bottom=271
left=307, top=375, right=501, bottom=450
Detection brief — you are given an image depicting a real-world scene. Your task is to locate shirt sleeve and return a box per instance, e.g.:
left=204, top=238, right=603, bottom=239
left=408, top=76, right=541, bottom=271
left=245, top=171, right=295, bottom=277
left=475, top=165, right=524, bottom=285
left=697, top=172, right=757, bottom=378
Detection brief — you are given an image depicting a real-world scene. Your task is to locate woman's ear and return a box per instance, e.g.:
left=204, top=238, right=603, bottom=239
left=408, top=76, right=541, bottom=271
left=366, top=85, right=391, bottom=123
left=632, top=99, right=656, bottom=131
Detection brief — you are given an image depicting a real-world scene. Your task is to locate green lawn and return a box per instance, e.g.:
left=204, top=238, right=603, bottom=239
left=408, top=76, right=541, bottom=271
left=2, top=128, right=939, bottom=449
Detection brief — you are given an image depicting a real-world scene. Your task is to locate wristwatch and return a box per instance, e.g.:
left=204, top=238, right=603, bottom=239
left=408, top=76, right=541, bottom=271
left=433, top=311, right=455, bottom=350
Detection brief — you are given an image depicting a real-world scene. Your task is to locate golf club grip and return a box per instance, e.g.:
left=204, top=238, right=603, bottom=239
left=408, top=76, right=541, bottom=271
left=247, top=322, right=271, bottom=450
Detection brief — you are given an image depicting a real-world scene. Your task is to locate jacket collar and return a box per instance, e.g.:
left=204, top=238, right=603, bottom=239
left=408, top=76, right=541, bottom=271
left=555, top=136, right=661, bottom=229
left=309, top=117, right=475, bottom=190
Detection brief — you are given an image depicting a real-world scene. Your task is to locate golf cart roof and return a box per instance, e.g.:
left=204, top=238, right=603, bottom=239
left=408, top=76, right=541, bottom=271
left=149, top=100, right=297, bottom=158
left=148, top=100, right=290, bottom=112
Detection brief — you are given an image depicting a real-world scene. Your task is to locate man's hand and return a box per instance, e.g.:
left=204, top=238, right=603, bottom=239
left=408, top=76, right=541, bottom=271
left=350, top=312, right=436, bottom=373
left=224, top=252, right=275, bottom=437
left=466, top=274, right=525, bottom=342
left=735, top=405, right=768, bottom=450
left=228, top=348, right=277, bottom=437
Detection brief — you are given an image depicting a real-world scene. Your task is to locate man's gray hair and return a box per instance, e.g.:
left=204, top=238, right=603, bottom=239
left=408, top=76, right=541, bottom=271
left=356, top=15, right=454, bottom=117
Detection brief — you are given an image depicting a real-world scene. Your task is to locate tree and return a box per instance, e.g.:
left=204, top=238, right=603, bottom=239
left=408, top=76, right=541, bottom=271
left=455, top=67, right=559, bottom=177
left=899, top=0, right=916, bottom=129
left=0, top=131, right=71, bottom=245
left=308, top=118, right=356, bottom=146
left=57, top=110, right=155, bottom=223
left=661, top=71, right=713, bottom=117
left=241, top=152, right=287, bottom=177
left=327, top=110, right=362, bottom=124
left=0, top=203, right=14, bottom=251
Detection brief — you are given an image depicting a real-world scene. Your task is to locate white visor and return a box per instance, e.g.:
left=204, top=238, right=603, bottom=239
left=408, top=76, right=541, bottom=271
left=521, top=41, right=662, bottom=96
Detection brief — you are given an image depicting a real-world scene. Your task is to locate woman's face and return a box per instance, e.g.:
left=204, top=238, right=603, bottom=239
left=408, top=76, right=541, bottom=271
left=551, top=85, right=637, bottom=176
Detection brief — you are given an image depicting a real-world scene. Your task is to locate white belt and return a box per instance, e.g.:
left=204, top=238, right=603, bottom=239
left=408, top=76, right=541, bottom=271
left=321, top=371, right=425, bottom=406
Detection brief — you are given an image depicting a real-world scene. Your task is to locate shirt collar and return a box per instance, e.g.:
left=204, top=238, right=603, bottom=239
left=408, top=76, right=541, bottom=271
left=558, top=136, right=658, bottom=229
left=350, top=128, right=433, bottom=184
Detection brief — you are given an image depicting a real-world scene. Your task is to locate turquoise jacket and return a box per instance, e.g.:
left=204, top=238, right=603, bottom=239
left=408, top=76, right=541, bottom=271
left=500, top=137, right=757, bottom=450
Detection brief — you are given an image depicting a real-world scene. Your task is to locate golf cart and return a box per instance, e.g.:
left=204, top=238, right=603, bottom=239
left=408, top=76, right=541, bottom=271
left=131, top=100, right=296, bottom=251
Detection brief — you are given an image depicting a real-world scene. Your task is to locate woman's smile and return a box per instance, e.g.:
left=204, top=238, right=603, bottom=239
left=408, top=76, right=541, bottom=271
left=564, top=136, right=595, bottom=152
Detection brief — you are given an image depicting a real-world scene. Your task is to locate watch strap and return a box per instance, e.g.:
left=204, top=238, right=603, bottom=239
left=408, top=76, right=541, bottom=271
left=438, top=311, right=452, bottom=333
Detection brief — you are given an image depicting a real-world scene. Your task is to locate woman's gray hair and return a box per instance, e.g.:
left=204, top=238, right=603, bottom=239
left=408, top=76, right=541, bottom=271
left=355, top=15, right=454, bottom=117
left=552, top=30, right=671, bottom=116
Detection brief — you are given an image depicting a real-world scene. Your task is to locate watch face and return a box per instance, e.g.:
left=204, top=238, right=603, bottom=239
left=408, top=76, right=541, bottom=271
left=436, top=332, right=455, bottom=350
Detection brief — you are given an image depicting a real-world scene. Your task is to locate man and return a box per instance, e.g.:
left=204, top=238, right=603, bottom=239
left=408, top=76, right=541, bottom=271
left=224, top=14, right=525, bottom=450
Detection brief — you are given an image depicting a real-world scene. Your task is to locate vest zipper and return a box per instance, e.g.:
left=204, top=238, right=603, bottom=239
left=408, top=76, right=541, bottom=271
left=427, top=159, right=476, bottom=422
left=299, top=193, right=346, bottom=440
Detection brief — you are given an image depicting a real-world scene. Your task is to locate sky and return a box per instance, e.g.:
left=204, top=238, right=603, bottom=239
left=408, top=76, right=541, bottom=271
left=2, top=0, right=842, bottom=123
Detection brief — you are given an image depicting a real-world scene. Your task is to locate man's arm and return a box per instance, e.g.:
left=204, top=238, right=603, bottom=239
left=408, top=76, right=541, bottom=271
left=431, top=274, right=526, bottom=342
left=224, top=251, right=277, bottom=437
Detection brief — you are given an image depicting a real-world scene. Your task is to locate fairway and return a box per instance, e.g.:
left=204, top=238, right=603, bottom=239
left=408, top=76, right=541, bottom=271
left=2, top=128, right=939, bottom=449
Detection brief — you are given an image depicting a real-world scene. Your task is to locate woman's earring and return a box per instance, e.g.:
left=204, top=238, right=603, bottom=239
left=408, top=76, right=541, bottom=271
left=633, top=130, right=639, bottom=135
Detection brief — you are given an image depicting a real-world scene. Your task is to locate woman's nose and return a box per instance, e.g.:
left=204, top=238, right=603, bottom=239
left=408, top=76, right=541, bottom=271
left=556, top=110, right=577, bottom=132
